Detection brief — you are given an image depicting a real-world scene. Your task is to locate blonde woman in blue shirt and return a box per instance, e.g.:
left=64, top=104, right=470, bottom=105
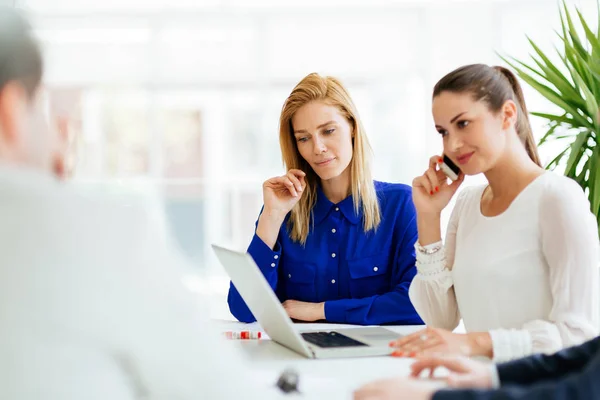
left=228, top=73, right=423, bottom=325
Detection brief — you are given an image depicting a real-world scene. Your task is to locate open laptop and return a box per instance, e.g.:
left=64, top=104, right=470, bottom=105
left=212, top=244, right=400, bottom=359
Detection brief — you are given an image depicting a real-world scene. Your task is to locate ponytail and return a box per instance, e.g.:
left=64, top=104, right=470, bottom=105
left=493, top=66, right=542, bottom=167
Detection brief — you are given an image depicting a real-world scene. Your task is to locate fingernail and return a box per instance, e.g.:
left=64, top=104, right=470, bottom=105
left=430, top=190, right=434, bottom=195
left=438, top=158, right=443, bottom=163
left=392, top=351, right=404, bottom=357
left=389, top=341, right=396, bottom=347
left=409, top=352, right=417, bottom=358
left=435, top=186, right=439, bottom=192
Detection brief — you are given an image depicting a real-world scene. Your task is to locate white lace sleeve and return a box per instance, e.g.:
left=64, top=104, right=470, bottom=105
left=409, top=189, right=471, bottom=331
left=489, top=176, right=600, bottom=362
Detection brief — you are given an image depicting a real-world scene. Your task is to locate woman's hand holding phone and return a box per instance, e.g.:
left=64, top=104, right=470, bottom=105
left=412, top=155, right=464, bottom=216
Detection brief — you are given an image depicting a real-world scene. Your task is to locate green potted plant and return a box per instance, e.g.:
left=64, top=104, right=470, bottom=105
left=501, top=1, right=600, bottom=233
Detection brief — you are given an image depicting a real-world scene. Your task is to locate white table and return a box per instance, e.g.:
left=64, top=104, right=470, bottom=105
left=214, top=320, right=441, bottom=399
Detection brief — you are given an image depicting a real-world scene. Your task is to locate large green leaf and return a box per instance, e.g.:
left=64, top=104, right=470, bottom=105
left=565, top=130, right=591, bottom=177
left=578, top=10, right=600, bottom=58
left=531, top=112, right=579, bottom=125
left=569, top=66, right=600, bottom=125
left=526, top=36, right=576, bottom=90
left=563, top=3, right=590, bottom=65
left=529, top=55, right=585, bottom=106
left=501, top=55, right=546, bottom=81
left=557, top=5, right=593, bottom=88
left=556, top=43, right=582, bottom=92
left=562, top=35, right=593, bottom=90
left=592, top=145, right=600, bottom=214
left=598, top=0, right=600, bottom=41
left=562, top=1, right=581, bottom=42
left=589, top=61, right=600, bottom=82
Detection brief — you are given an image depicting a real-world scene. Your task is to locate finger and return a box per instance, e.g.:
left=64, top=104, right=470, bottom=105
left=298, top=174, right=307, bottom=190
left=410, top=357, right=449, bottom=376
left=415, top=355, right=470, bottom=374
left=390, top=328, right=431, bottom=348
left=286, top=172, right=303, bottom=192
left=425, top=168, right=441, bottom=194
left=288, top=169, right=307, bottom=179
left=410, top=364, right=438, bottom=378
left=413, top=175, right=433, bottom=196
left=449, top=172, right=465, bottom=192
left=264, top=176, right=280, bottom=188
left=279, top=177, right=298, bottom=197
left=401, top=337, right=441, bottom=356
left=429, top=155, right=444, bottom=170
left=435, top=168, right=448, bottom=184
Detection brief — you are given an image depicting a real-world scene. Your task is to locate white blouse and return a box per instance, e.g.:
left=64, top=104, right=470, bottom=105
left=409, top=172, right=600, bottom=362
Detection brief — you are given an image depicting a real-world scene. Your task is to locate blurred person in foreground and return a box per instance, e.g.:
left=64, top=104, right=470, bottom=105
left=0, top=7, right=283, bottom=400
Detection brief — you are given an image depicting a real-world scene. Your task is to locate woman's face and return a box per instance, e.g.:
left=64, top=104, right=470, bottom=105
left=291, top=101, right=354, bottom=182
left=432, top=91, right=511, bottom=176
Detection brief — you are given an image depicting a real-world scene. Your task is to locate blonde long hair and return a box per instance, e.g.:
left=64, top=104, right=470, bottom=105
left=279, top=73, right=381, bottom=244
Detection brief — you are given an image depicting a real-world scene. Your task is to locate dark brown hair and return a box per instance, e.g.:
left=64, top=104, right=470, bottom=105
left=433, top=64, right=541, bottom=166
left=0, top=7, right=43, bottom=99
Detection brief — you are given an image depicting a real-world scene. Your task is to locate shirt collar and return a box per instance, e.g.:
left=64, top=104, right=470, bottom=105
left=312, top=185, right=361, bottom=225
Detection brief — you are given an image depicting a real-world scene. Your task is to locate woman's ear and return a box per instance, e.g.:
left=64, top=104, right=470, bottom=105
left=501, top=100, right=518, bottom=130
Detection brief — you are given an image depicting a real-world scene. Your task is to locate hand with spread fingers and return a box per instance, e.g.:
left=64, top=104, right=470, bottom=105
left=389, top=327, right=493, bottom=359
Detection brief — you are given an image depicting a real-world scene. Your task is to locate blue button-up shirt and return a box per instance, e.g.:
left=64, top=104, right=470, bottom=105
left=227, top=181, right=424, bottom=325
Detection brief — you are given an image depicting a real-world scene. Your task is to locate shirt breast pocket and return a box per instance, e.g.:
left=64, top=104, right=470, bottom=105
left=347, top=252, right=390, bottom=298
left=282, top=259, right=317, bottom=302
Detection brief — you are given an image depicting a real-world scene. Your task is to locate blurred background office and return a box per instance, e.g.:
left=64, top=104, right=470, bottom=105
left=11, top=0, right=596, bottom=317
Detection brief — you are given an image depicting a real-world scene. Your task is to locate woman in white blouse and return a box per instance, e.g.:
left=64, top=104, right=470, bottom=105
left=390, top=64, right=600, bottom=362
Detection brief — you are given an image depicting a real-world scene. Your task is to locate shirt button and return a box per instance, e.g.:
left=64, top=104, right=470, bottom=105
left=288, top=274, right=292, bottom=279
left=331, top=253, right=336, bottom=258
left=331, top=279, right=336, bottom=284
left=274, top=255, right=279, bottom=260
left=373, top=267, right=379, bottom=272
left=271, top=263, right=276, bottom=268
left=335, top=207, right=339, bottom=211
left=331, top=228, right=336, bottom=234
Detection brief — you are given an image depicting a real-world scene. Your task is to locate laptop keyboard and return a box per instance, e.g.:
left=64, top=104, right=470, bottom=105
left=301, top=331, right=368, bottom=348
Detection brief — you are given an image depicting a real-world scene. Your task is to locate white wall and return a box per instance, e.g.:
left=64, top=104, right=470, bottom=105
left=19, top=0, right=597, bottom=297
